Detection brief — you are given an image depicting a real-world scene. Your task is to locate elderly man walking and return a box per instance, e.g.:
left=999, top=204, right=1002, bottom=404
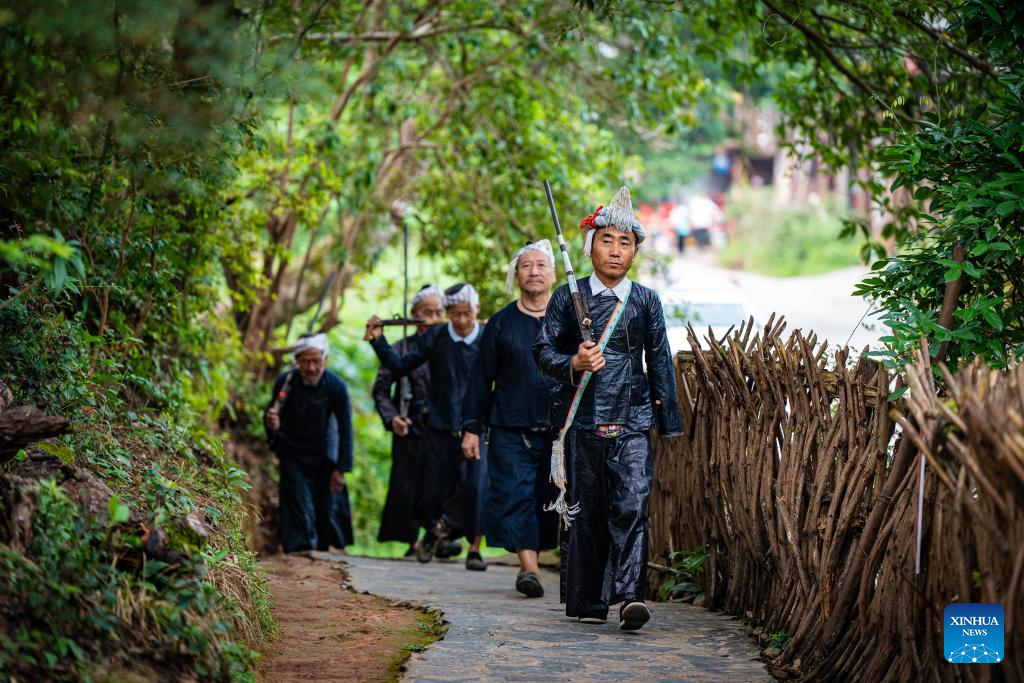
left=265, top=333, right=353, bottom=554
left=365, top=284, right=489, bottom=570
left=462, top=240, right=560, bottom=598
left=372, top=284, right=446, bottom=557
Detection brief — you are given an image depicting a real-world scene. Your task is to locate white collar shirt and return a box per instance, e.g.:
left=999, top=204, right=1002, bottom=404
left=447, top=321, right=481, bottom=345
left=588, top=273, right=632, bottom=302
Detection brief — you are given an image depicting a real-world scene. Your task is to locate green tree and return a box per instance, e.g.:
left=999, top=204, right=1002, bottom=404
left=855, top=1, right=1024, bottom=369
left=224, top=0, right=708, bottom=367
left=585, top=0, right=1021, bottom=369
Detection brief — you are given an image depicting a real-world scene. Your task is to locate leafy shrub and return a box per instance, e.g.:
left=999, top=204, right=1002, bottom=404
left=658, top=544, right=717, bottom=605
left=850, top=1, right=1024, bottom=371
left=0, top=481, right=258, bottom=681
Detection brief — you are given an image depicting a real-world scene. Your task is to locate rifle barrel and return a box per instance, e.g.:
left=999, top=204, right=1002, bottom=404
left=381, top=317, right=426, bottom=326
left=544, top=180, right=577, bottom=282
left=542, top=179, right=594, bottom=344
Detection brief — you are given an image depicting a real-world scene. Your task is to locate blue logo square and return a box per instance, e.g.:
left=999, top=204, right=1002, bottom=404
left=944, top=603, right=1004, bottom=664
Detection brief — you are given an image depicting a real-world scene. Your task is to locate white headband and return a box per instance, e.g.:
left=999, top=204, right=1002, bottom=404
left=504, top=239, right=555, bottom=293
left=411, top=284, right=443, bottom=310
left=444, top=283, right=479, bottom=309
left=293, top=333, right=328, bottom=357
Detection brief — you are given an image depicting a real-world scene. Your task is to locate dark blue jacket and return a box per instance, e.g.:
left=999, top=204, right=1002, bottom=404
left=533, top=277, right=683, bottom=435
left=265, top=368, right=353, bottom=472
left=370, top=323, right=483, bottom=433
left=372, top=335, right=431, bottom=434
left=462, top=302, right=554, bottom=434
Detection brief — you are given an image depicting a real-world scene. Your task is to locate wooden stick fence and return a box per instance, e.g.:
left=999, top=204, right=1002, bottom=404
left=649, top=317, right=1022, bottom=681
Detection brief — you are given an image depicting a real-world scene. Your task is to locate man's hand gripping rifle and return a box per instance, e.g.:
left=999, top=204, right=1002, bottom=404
left=542, top=179, right=597, bottom=526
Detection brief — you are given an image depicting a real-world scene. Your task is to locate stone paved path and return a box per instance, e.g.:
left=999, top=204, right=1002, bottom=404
left=317, top=553, right=770, bottom=682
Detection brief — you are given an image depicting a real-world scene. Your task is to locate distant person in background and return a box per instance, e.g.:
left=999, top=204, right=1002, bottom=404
left=371, top=285, right=451, bottom=558
left=668, top=201, right=690, bottom=254
left=265, top=333, right=353, bottom=554
left=688, top=193, right=717, bottom=250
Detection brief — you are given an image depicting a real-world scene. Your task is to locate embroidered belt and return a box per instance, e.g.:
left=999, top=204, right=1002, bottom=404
left=595, top=424, right=626, bottom=439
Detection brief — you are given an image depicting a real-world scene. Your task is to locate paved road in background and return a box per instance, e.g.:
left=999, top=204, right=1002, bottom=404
left=657, top=253, right=883, bottom=352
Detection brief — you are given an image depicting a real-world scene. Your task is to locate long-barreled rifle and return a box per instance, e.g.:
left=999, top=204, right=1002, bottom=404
left=542, top=179, right=591, bottom=527
left=397, top=217, right=413, bottom=420
left=543, top=179, right=594, bottom=344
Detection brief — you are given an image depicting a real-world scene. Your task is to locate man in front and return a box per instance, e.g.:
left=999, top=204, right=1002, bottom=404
left=364, top=283, right=488, bottom=571
left=533, top=186, right=682, bottom=630
left=265, top=333, right=353, bottom=554
left=462, top=240, right=560, bottom=598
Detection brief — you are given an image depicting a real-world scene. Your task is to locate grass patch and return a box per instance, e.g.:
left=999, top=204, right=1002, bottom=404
left=718, top=187, right=861, bottom=277
left=386, top=610, right=446, bottom=682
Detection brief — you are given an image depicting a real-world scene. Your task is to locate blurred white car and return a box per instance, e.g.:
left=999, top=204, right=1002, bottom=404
left=662, top=288, right=761, bottom=352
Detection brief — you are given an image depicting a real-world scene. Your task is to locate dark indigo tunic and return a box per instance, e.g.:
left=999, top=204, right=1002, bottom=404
left=264, top=368, right=353, bottom=553
left=373, top=335, right=431, bottom=435
left=370, top=323, right=483, bottom=433
left=462, top=302, right=555, bottom=434
left=533, top=277, right=683, bottom=435
left=266, top=369, right=353, bottom=471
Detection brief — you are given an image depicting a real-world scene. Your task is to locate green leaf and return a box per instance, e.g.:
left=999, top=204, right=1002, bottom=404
left=995, top=200, right=1016, bottom=216
left=982, top=309, right=1003, bottom=331
left=888, top=386, right=909, bottom=401
left=943, top=263, right=962, bottom=282
left=107, top=494, right=130, bottom=525
left=981, top=3, right=1002, bottom=25
left=52, top=258, right=66, bottom=293
left=961, top=261, right=983, bottom=278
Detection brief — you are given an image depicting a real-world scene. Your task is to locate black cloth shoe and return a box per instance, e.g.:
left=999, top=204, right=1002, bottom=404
left=435, top=539, right=463, bottom=559
left=465, top=551, right=487, bottom=571
left=576, top=608, right=608, bottom=624
left=416, top=532, right=438, bottom=563
left=515, top=571, right=544, bottom=598
left=619, top=601, right=650, bottom=631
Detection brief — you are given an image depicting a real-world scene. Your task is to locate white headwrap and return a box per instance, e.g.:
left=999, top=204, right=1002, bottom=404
left=411, top=284, right=443, bottom=310
left=504, top=239, right=555, bottom=293
left=292, top=333, right=329, bottom=358
left=444, top=283, right=480, bottom=309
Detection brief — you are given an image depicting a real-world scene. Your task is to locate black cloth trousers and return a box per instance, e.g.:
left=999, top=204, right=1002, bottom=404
left=421, top=427, right=487, bottom=542
left=562, top=427, right=652, bottom=618
left=484, top=427, right=559, bottom=553
left=278, top=457, right=346, bottom=553
left=377, top=431, right=427, bottom=544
